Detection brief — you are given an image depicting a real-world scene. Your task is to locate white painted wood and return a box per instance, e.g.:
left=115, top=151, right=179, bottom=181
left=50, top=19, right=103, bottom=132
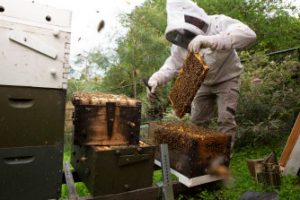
left=0, top=0, right=71, bottom=30
left=155, top=160, right=222, bottom=188
left=0, top=1, right=71, bottom=89
left=9, top=30, right=58, bottom=59
left=284, top=138, right=300, bottom=175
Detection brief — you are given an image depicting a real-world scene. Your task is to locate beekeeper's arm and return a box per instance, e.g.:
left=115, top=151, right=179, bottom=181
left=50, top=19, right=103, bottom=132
left=188, top=16, right=257, bottom=52
left=147, top=45, right=185, bottom=99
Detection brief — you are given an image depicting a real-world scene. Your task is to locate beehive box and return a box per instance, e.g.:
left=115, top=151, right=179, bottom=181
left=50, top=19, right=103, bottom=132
left=150, top=122, right=231, bottom=178
left=72, top=92, right=141, bottom=146
left=0, top=86, right=66, bottom=148
left=0, top=145, right=63, bottom=200
left=0, top=0, right=71, bottom=89
left=169, top=53, right=209, bottom=118
left=71, top=142, right=155, bottom=196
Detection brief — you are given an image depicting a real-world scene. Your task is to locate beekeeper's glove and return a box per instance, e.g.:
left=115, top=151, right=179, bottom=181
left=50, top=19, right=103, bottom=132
left=147, top=78, right=158, bottom=101
left=188, top=35, right=212, bottom=52
left=188, top=35, right=232, bottom=52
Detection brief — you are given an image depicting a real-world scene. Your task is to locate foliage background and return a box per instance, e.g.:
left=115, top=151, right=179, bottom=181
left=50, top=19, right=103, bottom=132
left=68, top=0, right=300, bottom=147
left=64, top=1, right=300, bottom=199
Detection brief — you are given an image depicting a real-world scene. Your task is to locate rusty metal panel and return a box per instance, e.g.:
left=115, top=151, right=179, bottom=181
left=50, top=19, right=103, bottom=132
left=73, top=105, right=141, bottom=146
left=72, top=93, right=141, bottom=146
left=0, top=86, right=65, bottom=148
left=0, top=145, right=63, bottom=200
left=71, top=144, right=155, bottom=196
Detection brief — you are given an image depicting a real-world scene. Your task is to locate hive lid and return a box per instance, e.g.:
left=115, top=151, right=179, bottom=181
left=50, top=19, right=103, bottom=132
left=0, top=0, right=72, bottom=31
left=72, top=92, right=141, bottom=107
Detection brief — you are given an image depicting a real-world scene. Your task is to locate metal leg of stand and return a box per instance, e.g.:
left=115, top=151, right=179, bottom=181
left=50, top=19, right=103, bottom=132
left=160, top=144, right=175, bottom=200
left=64, top=162, right=79, bottom=200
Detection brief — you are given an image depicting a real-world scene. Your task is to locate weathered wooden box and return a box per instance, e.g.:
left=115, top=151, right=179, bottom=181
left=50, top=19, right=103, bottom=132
left=169, top=53, right=209, bottom=118
left=150, top=122, right=231, bottom=178
left=72, top=92, right=142, bottom=146
left=71, top=143, right=155, bottom=196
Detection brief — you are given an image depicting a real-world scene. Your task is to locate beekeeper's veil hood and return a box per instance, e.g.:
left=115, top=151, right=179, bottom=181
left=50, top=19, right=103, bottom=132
left=165, top=0, right=210, bottom=49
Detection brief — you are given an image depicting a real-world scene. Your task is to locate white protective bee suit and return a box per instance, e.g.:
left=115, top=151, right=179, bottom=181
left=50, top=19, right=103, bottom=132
left=148, top=0, right=257, bottom=149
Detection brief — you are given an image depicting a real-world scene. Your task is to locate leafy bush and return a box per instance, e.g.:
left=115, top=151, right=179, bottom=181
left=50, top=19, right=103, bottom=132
left=68, top=0, right=300, bottom=149
left=236, top=52, right=300, bottom=147
left=142, top=52, right=300, bottom=148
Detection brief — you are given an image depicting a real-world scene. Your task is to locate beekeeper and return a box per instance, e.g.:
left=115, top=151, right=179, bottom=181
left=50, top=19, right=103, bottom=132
left=147, top=0, right=256, bottom=150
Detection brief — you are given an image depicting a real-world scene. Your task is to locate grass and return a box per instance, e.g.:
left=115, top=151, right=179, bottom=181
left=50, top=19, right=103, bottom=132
left=62, top=143, right=300, bottom=199
left=178, top=145, right=300, bottom=200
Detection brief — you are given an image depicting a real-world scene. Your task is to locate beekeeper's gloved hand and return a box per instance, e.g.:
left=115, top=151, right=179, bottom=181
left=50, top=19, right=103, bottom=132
left=147, top=79, right=158, bottom=101
left=188, top=35, right=214, bottom=52
left=188, top=35, right=232, bottom=52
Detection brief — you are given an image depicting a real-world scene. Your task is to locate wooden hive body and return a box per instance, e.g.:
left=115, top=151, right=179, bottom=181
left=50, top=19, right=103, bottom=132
left=71, top=142, right=155, bottom=196
left=169, top=53, right=209, bottom=118
left=72, top=92, right=141, bottom=146
left=150, top=122, right=231, bottom=178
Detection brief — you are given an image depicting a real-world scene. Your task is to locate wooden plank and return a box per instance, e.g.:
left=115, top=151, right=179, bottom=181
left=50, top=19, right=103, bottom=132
left=81, top=186, right=161, bottom=200
left=279, top=113, right=300, bottom=167
left=246, top=159, right=264, bottom=180
left=9, top=30, right=58, bottom=59
left=0, top=0, right=72, bottom=28
left=77, top=182, right=192, bottom=200
left=284, top=138, right=300, bottom=175
left=64, top=162, right=79, bottom=200
left=154, top=160, right=222, bottom=188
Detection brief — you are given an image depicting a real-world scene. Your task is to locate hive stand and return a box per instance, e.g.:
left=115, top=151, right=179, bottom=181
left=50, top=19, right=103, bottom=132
left=154, top=160, right=222, bottom=188
left=141, top=124, right=223, bottom=188
left=280, top=113, right=300, bottom=175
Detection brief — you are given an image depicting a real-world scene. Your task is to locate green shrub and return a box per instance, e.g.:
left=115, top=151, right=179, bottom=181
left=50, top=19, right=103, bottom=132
left=236, top=52, right=300, bottom=147
left=146, top=52, right=300, bottom=148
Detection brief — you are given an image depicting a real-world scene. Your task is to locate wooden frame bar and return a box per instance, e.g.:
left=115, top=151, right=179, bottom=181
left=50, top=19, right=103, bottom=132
left=280, top=113, right=300, bottom=175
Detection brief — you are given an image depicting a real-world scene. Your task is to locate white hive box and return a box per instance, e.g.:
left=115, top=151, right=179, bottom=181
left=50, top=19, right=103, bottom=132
left=0, top=0, right=72, bottom=89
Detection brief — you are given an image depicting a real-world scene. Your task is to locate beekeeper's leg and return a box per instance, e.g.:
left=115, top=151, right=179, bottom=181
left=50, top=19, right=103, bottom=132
left=216, top=77, right=241, bottom=150
left=191, top=85, right=216, bottom=128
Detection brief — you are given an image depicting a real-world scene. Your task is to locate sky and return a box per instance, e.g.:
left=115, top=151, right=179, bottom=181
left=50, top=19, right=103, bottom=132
left=291, top=0, right=300, bottom=7
left=32, top=0, right=145, bottom=66
left=32, top=0, right=300, bottom=56
left=27, top=0, right=300, bottom=75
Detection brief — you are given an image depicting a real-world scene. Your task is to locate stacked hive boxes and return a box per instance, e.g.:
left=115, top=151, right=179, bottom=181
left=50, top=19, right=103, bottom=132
left=71, top=92, right=155, bottom=196
left=0, top=1, right=71, bottom=199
